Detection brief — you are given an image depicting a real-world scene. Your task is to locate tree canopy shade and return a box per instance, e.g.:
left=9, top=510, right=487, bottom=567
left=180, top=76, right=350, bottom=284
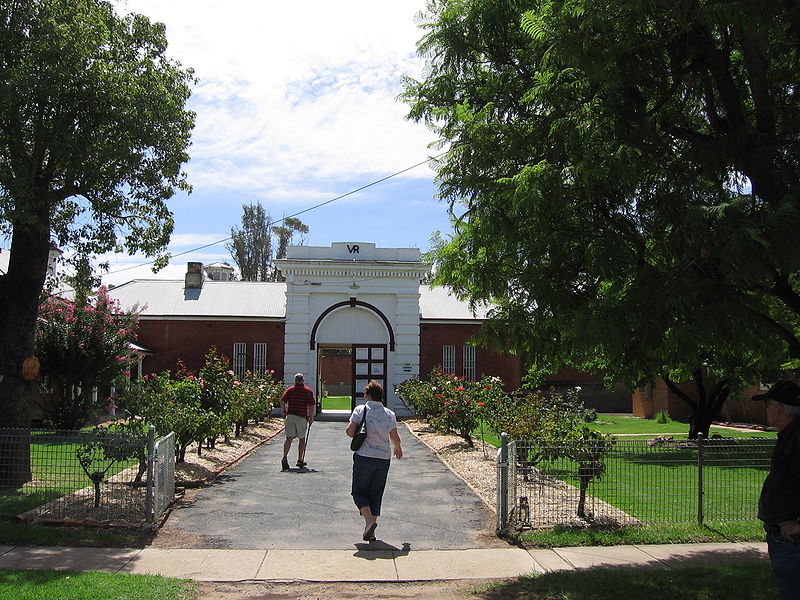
left=402, top=0, right=800, bottom=435
left=0, top=0, right=194, bottom=445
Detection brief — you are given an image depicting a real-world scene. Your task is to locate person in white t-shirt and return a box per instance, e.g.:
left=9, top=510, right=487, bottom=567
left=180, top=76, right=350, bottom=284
left=345, top=380, right=403, bottom=542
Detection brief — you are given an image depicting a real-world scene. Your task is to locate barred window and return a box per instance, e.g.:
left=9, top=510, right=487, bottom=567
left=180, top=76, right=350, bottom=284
left=442, top=345, right=455, bottom=374
left=463, top=345, right=476, bottom=381
left=232, top=343, right=247, bottom=379
left=253, top=343, right=267, bottom=375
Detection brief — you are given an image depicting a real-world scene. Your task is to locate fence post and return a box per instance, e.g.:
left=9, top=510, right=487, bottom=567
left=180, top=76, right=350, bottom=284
left=697, top=432, right=704, bottom=526
left=145, top=425, right=156, bottom=527
left=498, top=432, right=509, bottom=530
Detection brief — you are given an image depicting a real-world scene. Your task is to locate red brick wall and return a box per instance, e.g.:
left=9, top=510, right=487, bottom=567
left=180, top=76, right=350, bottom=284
left=419, top=322, right=522, bottom=389
left=136, top=319, right=285, bottom=380
left=633, top=380, right=768, bottom=424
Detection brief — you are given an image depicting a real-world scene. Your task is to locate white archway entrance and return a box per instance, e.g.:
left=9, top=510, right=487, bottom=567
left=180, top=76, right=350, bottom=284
left=315, top=305, right=389, bottom=411
left=276, top=242, right=431, bottom=415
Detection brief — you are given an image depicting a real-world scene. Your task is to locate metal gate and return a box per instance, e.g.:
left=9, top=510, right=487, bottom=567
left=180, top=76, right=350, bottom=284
left=146, top=428, right=175, bottom=527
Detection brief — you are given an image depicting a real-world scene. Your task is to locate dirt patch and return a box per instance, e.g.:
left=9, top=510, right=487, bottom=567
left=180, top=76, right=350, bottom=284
left=197, top=579, right=483, bottom=600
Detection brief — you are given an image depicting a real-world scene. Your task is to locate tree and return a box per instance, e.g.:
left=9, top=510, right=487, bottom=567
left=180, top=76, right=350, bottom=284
left=0, top=0, right=194, bottom=482
left=227, top=202, right=273, bottom=281
left=227, top=203, right=308, bottom=281
left=272, top=217, right=309, bottom=261
left=35, top=286, right=139, bottom=429
left=402, top=0, right=800, bottom=436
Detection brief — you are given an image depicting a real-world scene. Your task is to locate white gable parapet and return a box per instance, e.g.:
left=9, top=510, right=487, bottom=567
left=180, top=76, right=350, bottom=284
left=277, top=242, right=431, bottom=414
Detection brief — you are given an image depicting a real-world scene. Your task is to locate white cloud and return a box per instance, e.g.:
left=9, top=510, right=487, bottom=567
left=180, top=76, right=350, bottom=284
left=115, top=0, right=435, bottom=201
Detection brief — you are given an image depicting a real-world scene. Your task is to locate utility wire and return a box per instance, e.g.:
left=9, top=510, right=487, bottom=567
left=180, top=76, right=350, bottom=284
left=106, top=153, right=446, bottom=276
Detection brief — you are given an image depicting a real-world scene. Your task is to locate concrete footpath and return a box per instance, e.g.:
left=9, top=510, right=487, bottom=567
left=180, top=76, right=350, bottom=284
left=0, top=542, right=769, bottom=581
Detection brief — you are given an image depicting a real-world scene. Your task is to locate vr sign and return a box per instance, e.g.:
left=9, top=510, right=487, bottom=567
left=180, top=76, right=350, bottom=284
left=347, top=244, right=360, bottom=254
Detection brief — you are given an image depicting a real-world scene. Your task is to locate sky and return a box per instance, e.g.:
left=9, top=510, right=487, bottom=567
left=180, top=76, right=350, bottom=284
left=93, top=0, right=454, bottom=287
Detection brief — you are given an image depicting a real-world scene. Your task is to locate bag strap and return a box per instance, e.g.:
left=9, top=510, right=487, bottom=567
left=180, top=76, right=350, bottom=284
left=359, top=403, right=368, bottom=430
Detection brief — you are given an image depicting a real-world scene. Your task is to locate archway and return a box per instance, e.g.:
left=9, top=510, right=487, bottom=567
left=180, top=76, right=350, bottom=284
left=313, top=303, right=391, bottom=411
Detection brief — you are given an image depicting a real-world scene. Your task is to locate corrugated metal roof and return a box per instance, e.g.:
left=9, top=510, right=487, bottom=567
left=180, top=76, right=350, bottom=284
left=106, top=280, right=489, bottom=321
left=108, top=279, right=287, bottom=319
left=419, top=285, right=492, bottom=320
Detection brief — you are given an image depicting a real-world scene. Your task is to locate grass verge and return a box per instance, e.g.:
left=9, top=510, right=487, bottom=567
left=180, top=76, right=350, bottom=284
left=0, top=522, right=152, bottom=548
left=0, top=570, right=196, bottom=600
left=473, top=563, right=775, bottom=600
left=514, top=521, right=765, bottom=548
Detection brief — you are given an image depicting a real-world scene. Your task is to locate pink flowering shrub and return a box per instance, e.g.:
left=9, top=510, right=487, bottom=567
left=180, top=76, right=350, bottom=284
left=35, top=287, right=138, bottom=429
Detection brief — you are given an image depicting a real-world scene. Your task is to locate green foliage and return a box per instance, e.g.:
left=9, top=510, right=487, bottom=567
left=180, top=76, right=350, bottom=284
left=397, top=368, right=505, bottom=447
left=227, top=201, right=309, bottom=281
left=35, top=286, right=139, bottom=429
left=122, top=349, right=281, bottom=463
left=0, top=0, right=195, bottom=262
left=0, top=0, right=195, bottom=434
left=123, top=372, right=209, bottom=463
left=655, top=410, right=670, bottom=424
left=402, top=0, right=800, bottom=438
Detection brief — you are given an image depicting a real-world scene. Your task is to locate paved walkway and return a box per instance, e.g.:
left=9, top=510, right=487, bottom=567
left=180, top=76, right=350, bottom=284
left=0, top=542, right=769, bottom=581
left=162, top=419, right=497, bottom=550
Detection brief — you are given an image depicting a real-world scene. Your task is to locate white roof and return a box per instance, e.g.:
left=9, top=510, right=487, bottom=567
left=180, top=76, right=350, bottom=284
left=106, top=280, right=488, bottom=321
left=108, top=280, right=287, bottom=319
left=419, top=285, right=492, bottom=320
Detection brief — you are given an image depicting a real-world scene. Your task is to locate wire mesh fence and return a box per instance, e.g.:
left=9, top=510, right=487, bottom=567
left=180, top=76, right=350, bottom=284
left=497, top=435, right=775, bottom=530
left=0, top=427, right=175, bottom=527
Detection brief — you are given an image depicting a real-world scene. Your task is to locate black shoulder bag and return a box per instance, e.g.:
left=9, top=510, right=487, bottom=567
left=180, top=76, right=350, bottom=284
left=350, top=405, right=368, bottom=451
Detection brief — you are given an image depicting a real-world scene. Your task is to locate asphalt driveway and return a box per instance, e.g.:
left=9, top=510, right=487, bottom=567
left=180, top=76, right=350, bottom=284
left=162, top=418, right=498, bottom=550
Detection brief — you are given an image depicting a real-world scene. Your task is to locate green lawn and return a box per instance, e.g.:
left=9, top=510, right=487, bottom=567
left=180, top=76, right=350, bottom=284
left=472, top=413, right=775, bottom=539
left=321, top=395, right=352, bottom=410
left=589, top=414, right=776, bottom=438
left=0, top=432, right=143, bottom=521
left=518, top=521, right=765, bottom=547
left=473, top=415, right=776, bottom=447
left=0, top=570, right=195, bottom=600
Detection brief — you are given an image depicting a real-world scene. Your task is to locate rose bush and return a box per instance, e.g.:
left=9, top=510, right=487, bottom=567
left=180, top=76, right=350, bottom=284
left=123, top=348, right=283, bottom=462
left=398, top=369, right=505, bottom=447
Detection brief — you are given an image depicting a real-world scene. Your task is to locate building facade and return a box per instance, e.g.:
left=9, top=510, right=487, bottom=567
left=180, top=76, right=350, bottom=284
left=108, top=242, right=523, bottom=414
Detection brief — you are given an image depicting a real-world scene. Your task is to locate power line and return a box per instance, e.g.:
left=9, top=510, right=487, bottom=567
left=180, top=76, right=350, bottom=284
left=106, top=153, right=446, bottom=276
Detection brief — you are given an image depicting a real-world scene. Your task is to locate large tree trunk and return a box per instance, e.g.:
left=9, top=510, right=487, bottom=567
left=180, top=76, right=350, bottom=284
left=0, top=214, right=51, bottom=486
left=663, top=370, right=731, bottom=440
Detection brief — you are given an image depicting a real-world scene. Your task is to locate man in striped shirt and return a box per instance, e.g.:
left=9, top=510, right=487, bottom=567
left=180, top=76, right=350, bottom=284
left=279, top=373, right=316, bottom=471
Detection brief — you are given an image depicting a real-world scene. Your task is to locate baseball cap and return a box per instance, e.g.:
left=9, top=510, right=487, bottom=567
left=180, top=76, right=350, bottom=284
left=752, top=381, right=800, bottom=406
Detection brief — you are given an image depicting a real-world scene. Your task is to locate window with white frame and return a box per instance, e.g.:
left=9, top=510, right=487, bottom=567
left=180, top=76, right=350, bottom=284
left=442, top=344, right=455, bottom=374
left=232, top=343, right=247, bottom=379
left=463, top=345, right=476, bottom=380
left=253, top=343, right=267, bottom=375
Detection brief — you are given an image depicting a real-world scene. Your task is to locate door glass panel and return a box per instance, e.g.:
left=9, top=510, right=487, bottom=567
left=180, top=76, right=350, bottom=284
left=372, top=347, right=384, bottom=360
left=356, top=363, right=368, bottom=375
left=356, top=347, right=369, bottom=360
left=371, top=363, right=383, bottom=375
left=355, top=378, right=369, bottom=391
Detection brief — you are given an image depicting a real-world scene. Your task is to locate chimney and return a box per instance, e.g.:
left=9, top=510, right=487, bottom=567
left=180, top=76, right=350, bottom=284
left=185, top=262, right=204, bottom=289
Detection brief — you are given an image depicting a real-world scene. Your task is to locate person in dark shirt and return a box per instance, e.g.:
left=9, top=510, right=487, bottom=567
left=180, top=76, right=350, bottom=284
left=279, top=373, right=316, bottom=471
left=754, top=380, right=800, bottom=600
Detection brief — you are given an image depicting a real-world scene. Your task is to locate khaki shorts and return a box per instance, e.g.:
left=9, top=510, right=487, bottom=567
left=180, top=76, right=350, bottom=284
left=285, top=413, right=308, bottom=438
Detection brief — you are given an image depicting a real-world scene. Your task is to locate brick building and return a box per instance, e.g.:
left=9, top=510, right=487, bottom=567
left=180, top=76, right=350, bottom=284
left=108, top=242, right=526, bottom=415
